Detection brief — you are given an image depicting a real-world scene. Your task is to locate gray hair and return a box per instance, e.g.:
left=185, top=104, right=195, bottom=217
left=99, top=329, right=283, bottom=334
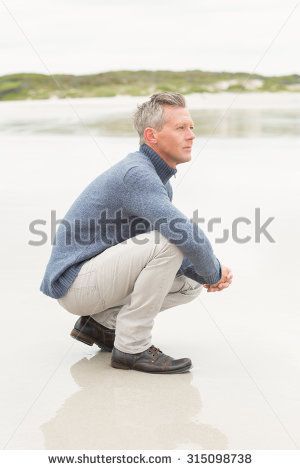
left=133, top=92, right=186, bottom=145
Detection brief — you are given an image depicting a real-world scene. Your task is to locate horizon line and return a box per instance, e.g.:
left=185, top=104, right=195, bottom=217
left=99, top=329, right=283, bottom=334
left=1, top=69, right=300, bottom=79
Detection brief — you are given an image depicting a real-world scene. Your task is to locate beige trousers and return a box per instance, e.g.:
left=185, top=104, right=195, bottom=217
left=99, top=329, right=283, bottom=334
left=58, top=231, right=203, bottom=353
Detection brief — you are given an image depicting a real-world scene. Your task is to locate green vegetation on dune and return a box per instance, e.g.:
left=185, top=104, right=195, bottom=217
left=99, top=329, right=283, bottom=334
left=0, top=70, right=299, bottom=101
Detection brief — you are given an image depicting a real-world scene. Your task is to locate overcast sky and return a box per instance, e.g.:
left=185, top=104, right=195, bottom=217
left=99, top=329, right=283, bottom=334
left=0, top=0, right=299, bottom=76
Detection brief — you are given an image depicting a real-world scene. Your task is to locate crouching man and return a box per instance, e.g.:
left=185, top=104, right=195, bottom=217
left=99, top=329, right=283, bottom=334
left=40, top=92, right=232, bottom=374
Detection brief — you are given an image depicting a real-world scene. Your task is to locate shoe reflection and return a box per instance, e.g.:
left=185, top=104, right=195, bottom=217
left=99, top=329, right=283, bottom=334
left=41, top=352, right=227, bottom=449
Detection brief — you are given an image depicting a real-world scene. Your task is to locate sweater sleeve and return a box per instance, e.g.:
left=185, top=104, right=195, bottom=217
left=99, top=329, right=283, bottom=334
left=165, top=180, right=173, bottom=201
left=123, top=166, right=222, bottom=285
left=176, top=256, right=222, bottom=284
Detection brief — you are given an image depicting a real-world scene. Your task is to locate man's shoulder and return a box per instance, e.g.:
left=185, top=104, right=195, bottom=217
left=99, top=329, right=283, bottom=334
left=121, top=150, right=154, bottom=171
left=120, top=151, right=172, bottom=196
left=82, top=150, right=155, bottom=191
left=117, top=150, right=157, bottom=180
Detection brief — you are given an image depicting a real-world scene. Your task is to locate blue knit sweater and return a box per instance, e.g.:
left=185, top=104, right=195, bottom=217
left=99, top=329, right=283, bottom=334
left=40, top=144, right=221, bottom=299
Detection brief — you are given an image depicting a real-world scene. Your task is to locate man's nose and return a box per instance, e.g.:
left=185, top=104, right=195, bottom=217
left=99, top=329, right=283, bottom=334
left=186, top=128, right=195, bottom=140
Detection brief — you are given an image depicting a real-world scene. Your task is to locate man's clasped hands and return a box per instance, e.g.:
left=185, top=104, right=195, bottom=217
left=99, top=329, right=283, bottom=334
left=203, top=265, right=233, bottom=293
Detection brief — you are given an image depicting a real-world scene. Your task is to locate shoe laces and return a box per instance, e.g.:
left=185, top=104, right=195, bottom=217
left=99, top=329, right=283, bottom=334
left=148, top=345, right=162, bottom=356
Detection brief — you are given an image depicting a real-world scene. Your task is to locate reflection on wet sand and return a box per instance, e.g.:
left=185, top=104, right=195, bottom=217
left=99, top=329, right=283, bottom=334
left=1, top=96, right=299, bottom=138
left=41, top=352, right=227, bottom=450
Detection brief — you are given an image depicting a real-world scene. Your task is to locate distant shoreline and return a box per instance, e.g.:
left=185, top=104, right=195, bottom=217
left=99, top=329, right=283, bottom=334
left=1, top=92, right=299, bottom=111
left=0, top=70, right=300, bottom=102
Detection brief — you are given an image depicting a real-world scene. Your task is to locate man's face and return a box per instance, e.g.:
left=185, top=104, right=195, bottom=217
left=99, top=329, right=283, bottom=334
left=152, top=106, right=195, bottom=167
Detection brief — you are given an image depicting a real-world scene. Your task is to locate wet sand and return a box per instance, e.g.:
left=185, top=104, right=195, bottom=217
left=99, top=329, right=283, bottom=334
left=0, top=96, right=299, bottom=449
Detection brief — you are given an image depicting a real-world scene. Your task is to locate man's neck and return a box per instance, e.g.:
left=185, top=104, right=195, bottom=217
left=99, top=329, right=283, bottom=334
left=143, top=143, right=176, bottom=169
left=139, top=143, right=177, bottom=184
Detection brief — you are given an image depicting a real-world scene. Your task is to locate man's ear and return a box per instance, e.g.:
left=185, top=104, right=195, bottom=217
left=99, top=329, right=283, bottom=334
left=144, top=127, right=157, bottom=144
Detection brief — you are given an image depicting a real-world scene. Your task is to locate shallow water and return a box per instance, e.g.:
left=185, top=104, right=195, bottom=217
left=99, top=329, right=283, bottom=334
left=0, top=94, right=300, bottom=138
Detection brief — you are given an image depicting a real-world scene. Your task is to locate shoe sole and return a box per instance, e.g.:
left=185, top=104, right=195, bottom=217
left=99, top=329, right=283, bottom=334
left=111, top=361, right=192, bottom=374
left=70, top=328, right=113, bottom=352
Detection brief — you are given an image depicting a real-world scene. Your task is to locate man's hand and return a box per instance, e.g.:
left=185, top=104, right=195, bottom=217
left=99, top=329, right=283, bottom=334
left=203, top=265, right=233, bottom=292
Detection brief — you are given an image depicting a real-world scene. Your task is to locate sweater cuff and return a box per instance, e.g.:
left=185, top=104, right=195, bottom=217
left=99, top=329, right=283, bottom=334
left=204, top=258, right=222, bottom=285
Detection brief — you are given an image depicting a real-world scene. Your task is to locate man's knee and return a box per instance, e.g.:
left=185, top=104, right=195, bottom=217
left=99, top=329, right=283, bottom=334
left=149, top=230, right=184, bottom=259
left=132, top=230, right=183, bottom=261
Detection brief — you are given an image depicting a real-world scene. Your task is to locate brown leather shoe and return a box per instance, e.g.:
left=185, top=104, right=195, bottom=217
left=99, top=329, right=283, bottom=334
left=70, top=316, right=115, bottom=351
left=111, top=345, right=192, bottom=374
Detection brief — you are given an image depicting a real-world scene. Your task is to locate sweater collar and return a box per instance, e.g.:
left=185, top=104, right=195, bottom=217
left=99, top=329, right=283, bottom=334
left=139, top=143, right=177, bottom=184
